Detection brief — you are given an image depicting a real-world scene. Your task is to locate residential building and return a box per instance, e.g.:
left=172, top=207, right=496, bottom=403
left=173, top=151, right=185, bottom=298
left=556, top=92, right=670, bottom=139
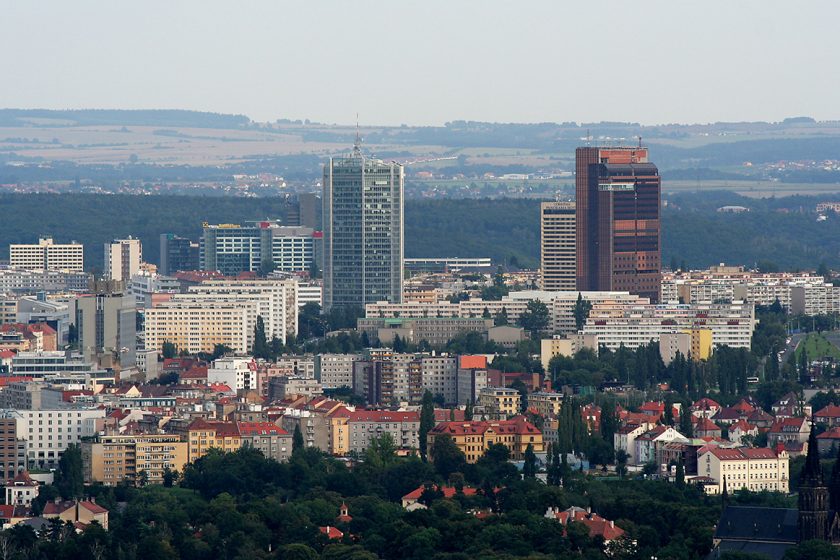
left=75, top=288, right=137, bottom=368
left=634, top=425, right=689, bottom=466
left=0, top=266, right=90, bottom=293
left=529, top=392, right=564, bottom=418
left=346, top=410, right=419, bottom=454
left=104, top=238, right=142, bottom=282
left=582, top=301, right=756, bottom=351
left=357, top=317, right=492, bottom=347
left=768, top=417, right=811, bottom=448
left=428, top=417, right=544, bottom=463
left=11, top=408, right=105, bottom=469
left=296, top=281, right=323, bottom=308
left=456, top=356, right=489, bottom=406
left=698, top=446, right=789, bottom=494
left=478, top=387, right=520, bottom=419
left=352, top=352, right=422, bottom=405
left=540, top=201, right=576, bottom=290
left=159, top=233, right=199, bottom=275
left=575, top=146, right=661, bottom=302
left=614, top=423, right=653, bottom=465
left=268, top=376, right=323, bottom=402
left=186, top=419, right=242, bottom=463
left=81, top=433, right=188, bottom=486
left=129, top=272, right=181, bottom=309
left=316, top=353, right=360, bottom=388
left=0, top=416, right=27, bottom=482
left=659, top=329, right=713, bottom=364
left=10, top=237, right=84, bottom=272
left=207, top=357, right=258, bottom=392
left=420, top=356, right=458, bottom=405
left=322, top=147, right=404, bottom=311
left=5, top=471, right=39, bottom=507
left=271, top=355, right=316, bottom=379
left=43, top=500, right=109, bottom=530
left=238, top=421, right=292, bottom=462
left=545, top=507, right=626, bottom=548
left=144, top=299, right=252, bottom=355
left=403, top=257, right=493, bottom=274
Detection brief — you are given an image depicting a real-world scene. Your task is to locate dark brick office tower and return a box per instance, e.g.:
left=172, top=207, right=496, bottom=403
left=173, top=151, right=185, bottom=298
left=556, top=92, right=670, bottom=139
left=575, top=146, right=661, bottom=302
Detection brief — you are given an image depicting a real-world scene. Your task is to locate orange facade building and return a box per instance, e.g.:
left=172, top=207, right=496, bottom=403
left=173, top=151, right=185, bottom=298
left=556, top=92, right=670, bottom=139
left=575, top=146, right=661, bottom=302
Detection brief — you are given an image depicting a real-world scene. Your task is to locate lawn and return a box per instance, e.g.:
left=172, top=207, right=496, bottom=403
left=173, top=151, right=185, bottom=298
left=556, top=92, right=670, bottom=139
left=795, top=332, right=840, bottom=361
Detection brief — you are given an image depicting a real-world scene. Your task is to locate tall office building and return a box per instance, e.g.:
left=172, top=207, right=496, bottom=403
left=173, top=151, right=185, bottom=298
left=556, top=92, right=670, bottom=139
left=104, top=238, right=142, bottom=282
left=200, top=221, right=316, bottom=276
left=10, top=237, right=84, bottom=272
left=575, top=146, right=661, bottom=302
left=540, top=201, right=576, bottom=290
left=323, top=146, right=404, bottom=311
left=159, top=234, right=199, bottom=275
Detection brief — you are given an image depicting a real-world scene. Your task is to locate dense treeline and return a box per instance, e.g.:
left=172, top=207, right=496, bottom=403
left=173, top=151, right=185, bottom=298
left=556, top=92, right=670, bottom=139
left=0, top=442, right=733, bottom=560
left=1, top=192, right=839, bottom=271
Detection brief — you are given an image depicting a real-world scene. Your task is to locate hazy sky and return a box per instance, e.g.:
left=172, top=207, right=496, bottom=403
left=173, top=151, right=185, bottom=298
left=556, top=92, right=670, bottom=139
left=1, top=0, right=837, bottom=126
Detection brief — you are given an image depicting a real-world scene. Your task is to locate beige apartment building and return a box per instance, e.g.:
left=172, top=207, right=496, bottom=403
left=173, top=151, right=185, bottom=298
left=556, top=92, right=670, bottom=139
left=529, top=392, right=564, bottom=418
left=698, top=447, right=789, bottom=494
left=540, top=201, right=576, bottom=291
left=82, top=433, right=188, bottom=486
left=479, top=387, right=521, bottom=419
left=144, top=300, right=252, bottom=355
left=10, top=237, right=84, bottom=272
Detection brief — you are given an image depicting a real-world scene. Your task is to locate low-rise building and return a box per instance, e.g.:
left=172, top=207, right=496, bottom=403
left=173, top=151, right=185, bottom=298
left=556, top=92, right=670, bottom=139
left=347, top=410, right=420, bottom=454
left=186, top=419, right=242, bottom=463
left=698, top=446, right=789, bottom=494
left=428, top=417, right=544, bottom=463
left=528, top=392, right=563, bottom=418
left=268, top=376, right=323, bottom=402
left=478, top=387, right=520, bottom=419
left=238, top=421, right=292, bottom=462
left=82, top=433, right=188, bottom=486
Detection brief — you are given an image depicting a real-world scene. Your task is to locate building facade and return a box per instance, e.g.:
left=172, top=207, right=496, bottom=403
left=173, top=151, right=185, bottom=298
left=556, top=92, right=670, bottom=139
left=322, top=149, right=404, bottom=311
left=575, top=147, right=661, bottom=302
left=159, top=234, right=199, bottom=275
left=428, top=417, right=544, bottom=463
left=104, top=238, right=142, bottom=282
left=540, top=201, right=576, bottom=291
left=9, top=237, right=84, bottom=272
left=82, top=433, right=188, bottom=486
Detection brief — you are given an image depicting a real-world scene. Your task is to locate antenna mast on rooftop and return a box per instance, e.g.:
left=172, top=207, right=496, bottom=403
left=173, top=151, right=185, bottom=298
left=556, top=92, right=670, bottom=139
left=353, top=113, right=362, bottom=156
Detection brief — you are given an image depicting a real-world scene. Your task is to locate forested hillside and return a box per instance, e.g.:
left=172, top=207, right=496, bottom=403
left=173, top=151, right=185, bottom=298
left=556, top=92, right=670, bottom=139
left=0, top=193, right=838, bottom=271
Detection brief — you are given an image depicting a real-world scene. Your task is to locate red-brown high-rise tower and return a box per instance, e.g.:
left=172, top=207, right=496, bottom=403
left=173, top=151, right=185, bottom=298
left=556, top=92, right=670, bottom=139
left=575, top=146, right=661, bottom=302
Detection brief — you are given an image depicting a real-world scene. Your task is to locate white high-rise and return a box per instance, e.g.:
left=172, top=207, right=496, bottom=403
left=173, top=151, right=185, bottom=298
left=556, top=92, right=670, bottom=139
left=10, top=237, right=84, bottom=272
left=104, top=238, right=142, bottom=282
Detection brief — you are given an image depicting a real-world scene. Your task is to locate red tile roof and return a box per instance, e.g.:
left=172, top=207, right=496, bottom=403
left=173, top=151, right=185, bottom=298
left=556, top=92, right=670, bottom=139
left=815, top=404, right=840, bottom=419
left=402, top=484, right=480, bottom=501
left=348, top=410, right=419, bottom=423
left=551, top=509, right=625, bottom=541
left=319, top=526, right=343, bottom=540
left=429, top=416, right=541, bottom=437
left=693, top=417, right=721, bottom=433
left=236, top=422, right=289, bottom=437
left=701, top=447, right=779, bottom=461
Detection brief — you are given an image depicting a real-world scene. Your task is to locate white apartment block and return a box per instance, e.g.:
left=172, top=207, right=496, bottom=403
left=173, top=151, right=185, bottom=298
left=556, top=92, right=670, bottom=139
left=347, top=411, right=420, bottom=454
left=420, top=356, right=458, bottom=404
left=582, top=301, right=756, bottom=351
left=207, top=356, right=258, bottom=392
left=316, top=353, right=360, bottom=388
left=10, top=238, right=84, bottom=272
left=0, top=266, right=90, bottom=293
left=144, top=300, right=252, bottom=355
left=104, top=238, right=142, bottom=282
left=699, top=447, right=789, bottom=494
left=10, top=408, right=105, bottom=469
left=296, top=281, right=323, bottom=309
left=271, top=355, right=316, bottom=379
left=456, top=367, right=488, bottom=406
left=188, top=278, right=298, bottom=341
left=661, top=265, right=838, bottom=314
left=129, top=273, right=181, bottom=308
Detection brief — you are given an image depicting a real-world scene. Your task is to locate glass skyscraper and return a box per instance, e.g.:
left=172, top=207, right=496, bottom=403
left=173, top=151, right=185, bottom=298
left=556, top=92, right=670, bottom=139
left=323, top=147, right=404, bottom=311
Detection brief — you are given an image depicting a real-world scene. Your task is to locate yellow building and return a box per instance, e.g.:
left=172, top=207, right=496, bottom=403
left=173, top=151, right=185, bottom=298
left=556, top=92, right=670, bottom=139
left=529, top=392, right=564, bottom=418
left=687, top=328, right=713, bottom=361
left=186, top=419, right=242, bottom=463
left=81, top=433, right=188, bottom=486
left=698, top=447, right=789, bottom=494
left=478, top=387, right=520, bottom=419
left=428, top=417, right=544, bottom=463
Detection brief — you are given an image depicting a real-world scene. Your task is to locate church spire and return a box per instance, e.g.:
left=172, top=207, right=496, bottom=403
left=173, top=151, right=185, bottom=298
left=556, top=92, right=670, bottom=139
left=803, top=428, right=823, bottom=486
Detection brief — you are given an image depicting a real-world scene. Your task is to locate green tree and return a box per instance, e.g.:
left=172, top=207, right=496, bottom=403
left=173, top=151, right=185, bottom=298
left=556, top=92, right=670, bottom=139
left=55, top=444, right=83, bottom=499
left=675, top=460, right=685, bottom=487
left=518, top=299, right=550, bottom=338
left=253, top=315, right=270, bottom=359
left=784, top=539, right=840, bottom=560
left=293, top=424, right=305, bottom=452
left=259, top=258, right=275, bottom=277
left=161, top=340, right=177, bottom=359
left=430, top=434, right=466, bottom=479
left=393, top=334, right=406, bottom=353
left=573, top=293, right=593, bottom=332
left=280, top=543, right=319, bottom=560
left=162, top=466, right=177, bottom=488
left=494, top=306, right=509, bottom=326
left=365, top=433, right=397, bottom=470
left=419, top=391, right=436, bottom=461
left=523, top=444, right=537, bottom=478
left=211, top=343, right=232, bottom=360
left=482, top=307, right=491, bottom=319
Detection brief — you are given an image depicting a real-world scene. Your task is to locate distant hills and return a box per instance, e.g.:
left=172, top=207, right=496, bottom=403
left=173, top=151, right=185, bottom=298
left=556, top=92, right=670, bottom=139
left=0, top=109, right=250, bottom=129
